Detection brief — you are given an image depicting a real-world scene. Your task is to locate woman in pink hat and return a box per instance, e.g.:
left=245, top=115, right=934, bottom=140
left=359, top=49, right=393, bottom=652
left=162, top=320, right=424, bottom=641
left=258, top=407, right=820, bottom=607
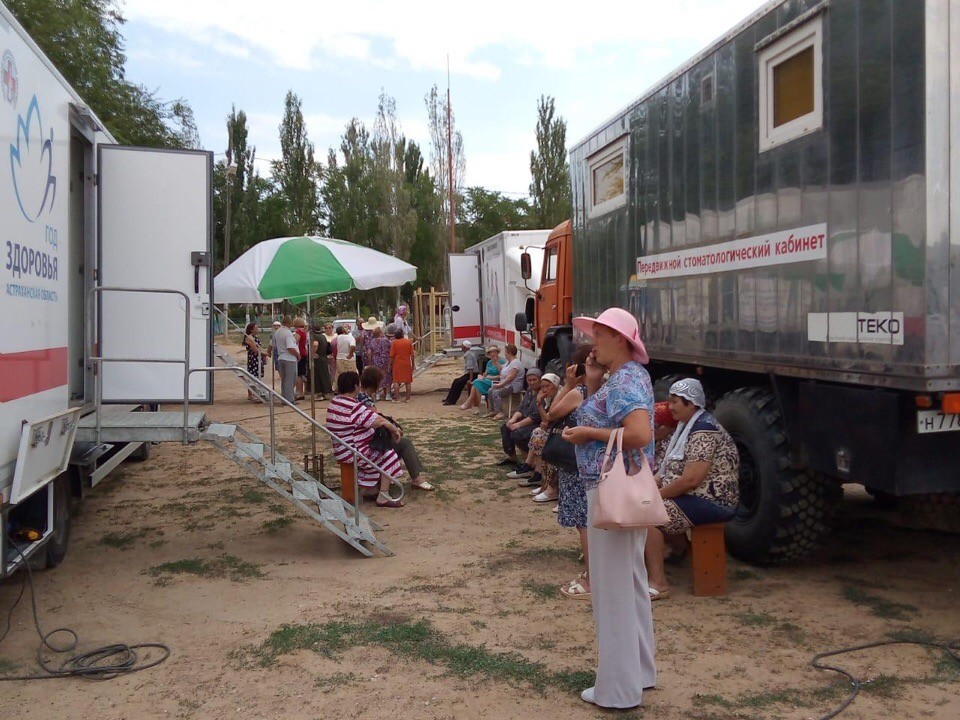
left=560, top=307, right=656, bottom=709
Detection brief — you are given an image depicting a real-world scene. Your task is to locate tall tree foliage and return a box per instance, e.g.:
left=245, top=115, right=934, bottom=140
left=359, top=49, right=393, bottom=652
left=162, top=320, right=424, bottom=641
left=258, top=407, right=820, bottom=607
left=7, top=0, right=197, bottom=147
left=425, top=85, right=465, bottom=249
left=529, top=95, right=571, bottom=229
left=459, top=188, right=531, bottom=248
left=272, top=91, right=321, bottom=235
left=213, top=107, right=288, bottom=271
left=403, top=141, right=444, bottom=289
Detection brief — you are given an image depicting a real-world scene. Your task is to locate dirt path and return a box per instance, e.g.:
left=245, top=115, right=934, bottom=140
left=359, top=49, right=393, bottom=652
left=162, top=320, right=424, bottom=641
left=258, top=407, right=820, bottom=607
left=1, top=347, right=958, bottom=719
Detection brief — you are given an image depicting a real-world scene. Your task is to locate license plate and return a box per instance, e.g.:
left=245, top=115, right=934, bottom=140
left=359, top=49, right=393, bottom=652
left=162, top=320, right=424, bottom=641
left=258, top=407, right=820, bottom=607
left=916, top=410, right=960, bottom=434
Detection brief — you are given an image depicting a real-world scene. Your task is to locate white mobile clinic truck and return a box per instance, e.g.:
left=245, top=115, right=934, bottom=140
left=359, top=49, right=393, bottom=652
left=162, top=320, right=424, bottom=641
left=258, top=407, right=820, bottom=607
left=448, top=230, right=547, bottom=367
left=0, top=4, right=213, bottom=577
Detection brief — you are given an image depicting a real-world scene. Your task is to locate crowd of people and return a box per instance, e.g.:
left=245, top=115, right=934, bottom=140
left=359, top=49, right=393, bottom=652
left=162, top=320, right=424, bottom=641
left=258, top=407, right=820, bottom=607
left=440, top=308, right=741, bottom=709
left=247, top=302, right=741, bottom=710
left=241, top=304, right=419, bottom=407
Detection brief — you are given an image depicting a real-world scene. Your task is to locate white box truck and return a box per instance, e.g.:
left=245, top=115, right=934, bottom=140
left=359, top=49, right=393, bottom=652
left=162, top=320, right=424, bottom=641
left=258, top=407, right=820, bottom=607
left=448, top=230, right=547, bottom=368
left=0, top=4, right=213, bottom=577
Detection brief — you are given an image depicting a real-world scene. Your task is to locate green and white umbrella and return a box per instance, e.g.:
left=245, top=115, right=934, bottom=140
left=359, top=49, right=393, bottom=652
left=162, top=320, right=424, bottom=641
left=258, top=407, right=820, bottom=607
left=214, top=236, right=417, bottom=303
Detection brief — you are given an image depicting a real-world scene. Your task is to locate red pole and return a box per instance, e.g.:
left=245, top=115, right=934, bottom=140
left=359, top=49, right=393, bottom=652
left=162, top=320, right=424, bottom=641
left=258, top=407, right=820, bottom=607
left=447, top=60, right=455, bottom=253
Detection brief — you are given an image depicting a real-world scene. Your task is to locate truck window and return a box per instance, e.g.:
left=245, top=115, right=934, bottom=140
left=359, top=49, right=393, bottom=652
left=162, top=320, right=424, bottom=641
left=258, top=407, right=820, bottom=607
left=758, top=15, right=823, bottom=151
left=544, top=248, right=558, bottom=281
left=587, top=136, right=628, bottom=217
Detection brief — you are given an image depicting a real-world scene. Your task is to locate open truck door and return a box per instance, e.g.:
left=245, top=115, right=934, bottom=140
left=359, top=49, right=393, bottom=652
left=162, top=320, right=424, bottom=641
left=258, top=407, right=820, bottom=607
left=448, top=253, right=481, bottom=346
left=96, top=146, right=213, bottom=403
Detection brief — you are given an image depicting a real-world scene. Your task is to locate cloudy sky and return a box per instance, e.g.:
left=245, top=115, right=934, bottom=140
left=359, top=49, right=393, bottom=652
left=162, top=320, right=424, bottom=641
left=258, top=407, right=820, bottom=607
left=121, top=0, right=766, bottom=197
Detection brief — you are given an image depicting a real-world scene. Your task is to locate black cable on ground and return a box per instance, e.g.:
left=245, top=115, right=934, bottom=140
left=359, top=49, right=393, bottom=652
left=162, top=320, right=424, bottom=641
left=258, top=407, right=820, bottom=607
left=811, top=638, right=960, bottom=720
left=0, top=542, right=170, bottom=681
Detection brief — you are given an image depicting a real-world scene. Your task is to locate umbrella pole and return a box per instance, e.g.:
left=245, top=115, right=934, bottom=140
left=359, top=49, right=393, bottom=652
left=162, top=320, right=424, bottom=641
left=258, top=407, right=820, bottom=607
left=308, top=296, right=317, bottom=463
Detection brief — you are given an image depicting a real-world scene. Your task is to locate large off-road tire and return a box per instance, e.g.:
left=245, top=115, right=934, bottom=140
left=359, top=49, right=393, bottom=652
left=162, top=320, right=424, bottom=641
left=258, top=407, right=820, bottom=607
left=45, top=473, right=73, bottom=568
left=897, top=493, right=960, bottom=533
left=713, top=387, right=839, bottom=565
left=653, top=374, right=683, bottom=402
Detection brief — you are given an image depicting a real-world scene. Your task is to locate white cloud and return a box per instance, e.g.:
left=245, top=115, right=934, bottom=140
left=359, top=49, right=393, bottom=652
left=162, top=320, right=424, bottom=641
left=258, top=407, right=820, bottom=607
left=122, top=0, right=766, bottom=78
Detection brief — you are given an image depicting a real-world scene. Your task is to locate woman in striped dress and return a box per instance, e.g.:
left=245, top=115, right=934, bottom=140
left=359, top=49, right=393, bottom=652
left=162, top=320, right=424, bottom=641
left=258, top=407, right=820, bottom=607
left=325, top=370, right=405, bottom=508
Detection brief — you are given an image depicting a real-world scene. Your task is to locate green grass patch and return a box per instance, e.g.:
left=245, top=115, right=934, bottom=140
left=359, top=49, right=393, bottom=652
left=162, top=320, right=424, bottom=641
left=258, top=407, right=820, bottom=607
left=841, top=585, right=917, bottom=620
left=240, top=488, right=269, bottom=504
left=522, top=581, right=558, bottom=600
left=252, top=617, right=592, bottom=693
left=774, top=622, right=806, bottom=644
left=100, top=527, right=153, bottom=549
left=734, top=611, right=777, bottom=627
left=262, top=517, right=295, bottom=534
left=731, top=568, right=762, bottom=581
left=694, top=681, right=849, bottom=712
left=144, top=554, right=265, bottom=583
left=861, top=674, right=905, bottom=699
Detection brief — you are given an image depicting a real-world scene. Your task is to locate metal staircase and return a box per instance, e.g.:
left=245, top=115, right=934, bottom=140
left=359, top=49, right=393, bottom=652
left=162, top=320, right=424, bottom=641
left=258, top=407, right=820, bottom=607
left=86, top=287, right=394, bottom=558
left=214, top=342, right=269, bottom=403
left=202, top=422, right=390, bottom=557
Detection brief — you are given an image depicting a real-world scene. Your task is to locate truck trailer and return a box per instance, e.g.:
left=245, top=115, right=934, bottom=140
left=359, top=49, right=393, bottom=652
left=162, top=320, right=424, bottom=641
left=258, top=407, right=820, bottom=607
left=0, top=3, right=214, bottom=577
left=449, top=230, right=546, bottom=367
left=526, top=0, right=960, bottom=564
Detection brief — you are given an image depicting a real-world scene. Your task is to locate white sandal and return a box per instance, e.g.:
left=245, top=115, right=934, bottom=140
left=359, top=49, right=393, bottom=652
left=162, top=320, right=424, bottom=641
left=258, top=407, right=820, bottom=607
left=533, top=491, right=558, bottom=503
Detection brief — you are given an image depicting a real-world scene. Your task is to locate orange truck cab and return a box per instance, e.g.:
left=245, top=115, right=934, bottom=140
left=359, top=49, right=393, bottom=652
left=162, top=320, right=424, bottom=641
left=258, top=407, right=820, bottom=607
left=517, top=220, right=573, bottom=374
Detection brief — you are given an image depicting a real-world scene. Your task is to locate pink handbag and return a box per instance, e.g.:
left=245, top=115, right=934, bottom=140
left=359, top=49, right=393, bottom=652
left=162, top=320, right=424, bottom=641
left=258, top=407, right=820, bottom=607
left=591, top=428, right=669, bottom=530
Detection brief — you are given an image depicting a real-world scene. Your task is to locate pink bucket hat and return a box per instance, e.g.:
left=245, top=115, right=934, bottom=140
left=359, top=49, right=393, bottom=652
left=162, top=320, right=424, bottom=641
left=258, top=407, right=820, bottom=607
left=572, top=308, right=649, bottom=364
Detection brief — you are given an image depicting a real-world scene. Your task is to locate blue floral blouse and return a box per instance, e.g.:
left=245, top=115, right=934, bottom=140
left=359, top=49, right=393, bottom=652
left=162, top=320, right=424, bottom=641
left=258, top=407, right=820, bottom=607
left=574, top=361, right=655, bottom=487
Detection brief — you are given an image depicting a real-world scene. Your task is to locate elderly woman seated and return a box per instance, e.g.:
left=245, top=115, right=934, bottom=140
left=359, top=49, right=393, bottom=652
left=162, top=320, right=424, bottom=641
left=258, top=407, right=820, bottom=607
left=325, top=371, right=406, bottom=508
left=645, top=378, right=739, bottom=600
left=496, top=368, right=543, bottom=466
left=359, top=367, right=433, bottom=492
left=506, top=373, right=562, bottom=500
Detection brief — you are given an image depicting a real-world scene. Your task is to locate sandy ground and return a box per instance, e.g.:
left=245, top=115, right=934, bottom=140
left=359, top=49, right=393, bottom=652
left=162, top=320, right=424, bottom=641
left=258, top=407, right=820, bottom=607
left=1, top=344, right=958, bottom=719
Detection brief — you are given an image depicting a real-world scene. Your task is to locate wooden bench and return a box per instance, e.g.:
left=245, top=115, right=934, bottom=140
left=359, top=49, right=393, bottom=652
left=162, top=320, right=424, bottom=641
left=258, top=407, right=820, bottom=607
left=690, top=523, right=727, bottom=597
left=339, top=463, right=357, bottom=504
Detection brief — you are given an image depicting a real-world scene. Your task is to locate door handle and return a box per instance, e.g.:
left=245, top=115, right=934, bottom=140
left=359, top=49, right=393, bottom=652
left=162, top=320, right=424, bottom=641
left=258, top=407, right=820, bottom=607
left=191, top=251, right=210, bottom=294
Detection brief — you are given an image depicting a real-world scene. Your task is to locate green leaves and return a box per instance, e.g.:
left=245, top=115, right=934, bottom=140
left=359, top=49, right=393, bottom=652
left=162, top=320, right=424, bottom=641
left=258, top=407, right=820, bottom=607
left=8, top=0, right=197, bottom=148
left=529, top=95, right=571, bottom=229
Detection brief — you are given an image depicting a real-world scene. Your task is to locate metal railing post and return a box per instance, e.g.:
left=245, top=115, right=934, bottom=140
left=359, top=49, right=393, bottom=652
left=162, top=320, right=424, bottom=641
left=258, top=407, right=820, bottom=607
left=268, top=384, right=276, bottom=464
left=353, top=452, right=360, bottom=526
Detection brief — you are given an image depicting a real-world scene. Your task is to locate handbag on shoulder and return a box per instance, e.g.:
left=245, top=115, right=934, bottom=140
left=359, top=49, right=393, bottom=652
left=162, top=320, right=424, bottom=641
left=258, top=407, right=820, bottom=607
left=591, top=428, right=669, bottom=530
left=369, top=415, right=402, bottom=452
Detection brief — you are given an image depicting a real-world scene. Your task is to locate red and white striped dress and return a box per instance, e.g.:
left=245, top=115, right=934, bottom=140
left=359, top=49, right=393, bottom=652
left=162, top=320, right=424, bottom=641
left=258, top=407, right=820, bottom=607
left=325, top=394, right=404, bottom=487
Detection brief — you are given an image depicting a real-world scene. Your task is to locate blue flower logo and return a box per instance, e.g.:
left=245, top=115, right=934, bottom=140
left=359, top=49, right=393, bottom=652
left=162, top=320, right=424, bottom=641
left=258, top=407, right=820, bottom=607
left=10, top=95, right=57, bottom=222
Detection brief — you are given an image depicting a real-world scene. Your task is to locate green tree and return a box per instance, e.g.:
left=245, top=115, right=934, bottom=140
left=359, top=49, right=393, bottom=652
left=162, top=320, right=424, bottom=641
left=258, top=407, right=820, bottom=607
left=529, top=95, right=571, bottom=228
left=459, top=187, right=532, bottom=248
left=213, top=107, right=285, bottom=271
left=7, top=0, right=196, bottom=148
left=425, top=84, right=465, bottom=249
left=272, top=91, right=321, bottom=235
left=403, top=140, right=444, bottom=289
left=323, top=118, right=377, bottom=245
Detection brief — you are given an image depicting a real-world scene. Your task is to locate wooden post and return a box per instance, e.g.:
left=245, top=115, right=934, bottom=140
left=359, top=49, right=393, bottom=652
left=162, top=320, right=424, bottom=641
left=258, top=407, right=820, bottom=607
left=691, top=523, right=727, bottom=597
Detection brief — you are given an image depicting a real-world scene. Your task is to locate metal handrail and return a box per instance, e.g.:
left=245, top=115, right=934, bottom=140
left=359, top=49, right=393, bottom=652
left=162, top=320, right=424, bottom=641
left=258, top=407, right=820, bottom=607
left=87, top=287, right=191, bottom=445
left=189, top=365, right=403, bottom=524
left=213, top=304, right=246, bottom=335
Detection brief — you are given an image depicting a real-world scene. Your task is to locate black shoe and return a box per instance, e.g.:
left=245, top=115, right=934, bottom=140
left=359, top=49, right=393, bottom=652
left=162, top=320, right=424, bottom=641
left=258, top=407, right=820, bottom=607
left=496, top=457, right=518, bottom=467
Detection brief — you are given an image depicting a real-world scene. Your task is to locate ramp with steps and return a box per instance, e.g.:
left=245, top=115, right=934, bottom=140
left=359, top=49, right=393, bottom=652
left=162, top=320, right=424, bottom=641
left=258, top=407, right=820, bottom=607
left=202, top=422, right=392, bottom=557
left=214, top=343, right=269, bottom=402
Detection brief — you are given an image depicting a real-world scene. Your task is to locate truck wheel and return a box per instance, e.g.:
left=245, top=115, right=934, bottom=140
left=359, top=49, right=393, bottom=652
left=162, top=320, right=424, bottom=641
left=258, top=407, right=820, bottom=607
left=45, top=474, right=73, bottom=568
left=544, top=332, right=573, bottom=376
left=713, top=387, right=838, bottom=565
left=653, top=374, right=683, bottom=402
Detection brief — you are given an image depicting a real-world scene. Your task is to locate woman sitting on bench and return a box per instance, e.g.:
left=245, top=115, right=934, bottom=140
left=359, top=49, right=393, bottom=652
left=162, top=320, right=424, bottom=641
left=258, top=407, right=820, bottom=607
left=644, top=378, right=739, bottom=600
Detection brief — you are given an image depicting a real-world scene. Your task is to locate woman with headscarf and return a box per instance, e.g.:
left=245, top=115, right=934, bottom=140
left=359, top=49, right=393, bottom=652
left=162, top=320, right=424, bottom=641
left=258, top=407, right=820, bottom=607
left=644, top=378, right=740, bottom=600
left=559, top=307, right=656, bottom=710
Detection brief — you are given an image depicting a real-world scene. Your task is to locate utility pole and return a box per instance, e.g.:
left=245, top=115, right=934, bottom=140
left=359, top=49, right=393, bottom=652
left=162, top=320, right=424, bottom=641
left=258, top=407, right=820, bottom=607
left=447, top=57, right=455, bottom=253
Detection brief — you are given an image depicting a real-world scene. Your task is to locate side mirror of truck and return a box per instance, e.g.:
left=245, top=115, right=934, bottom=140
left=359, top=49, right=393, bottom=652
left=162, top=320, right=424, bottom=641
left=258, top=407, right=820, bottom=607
left=514, top=311, right=528, bottom=333
left=520, top=252, right=532, bottom=280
